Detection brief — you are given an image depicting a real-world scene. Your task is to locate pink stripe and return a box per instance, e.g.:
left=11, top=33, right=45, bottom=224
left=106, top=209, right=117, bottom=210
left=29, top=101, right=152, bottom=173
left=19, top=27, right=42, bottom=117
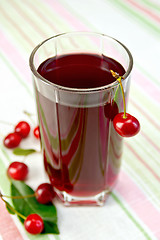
left=115, top=170, right=160, bottom=238
left=125, top=142, right=160, bottom=182
left=0, top=201, right=24, bottom=240
left=126, top=0, right=160, bottom=24
left=132, top=69, right=160, bottom=104
left=1, top=31, right=32, bottom=84
left=44, top=0, right=90, bottom=31
left=130, top=98, right=160, bottom=131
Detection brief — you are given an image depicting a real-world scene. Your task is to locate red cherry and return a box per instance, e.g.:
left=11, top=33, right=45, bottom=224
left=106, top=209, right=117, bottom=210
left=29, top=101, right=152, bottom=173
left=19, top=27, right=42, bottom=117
left=15, top=121, right=30, bottom=138
left=7, top=161, right=29, bottom=180
left=35, top=183, right=56, bottom=204
left=113, top=112, right=140, bottom=137
left=24, top=214, right=44, bottom=235
left=33, top=126, right=40, bottom=139
left=4, top=133, right=22, bottom=148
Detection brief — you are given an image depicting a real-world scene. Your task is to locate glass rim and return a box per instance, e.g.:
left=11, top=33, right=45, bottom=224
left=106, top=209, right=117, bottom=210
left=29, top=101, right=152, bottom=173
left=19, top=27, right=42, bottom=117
left=29, top=31, right=133, bottom=93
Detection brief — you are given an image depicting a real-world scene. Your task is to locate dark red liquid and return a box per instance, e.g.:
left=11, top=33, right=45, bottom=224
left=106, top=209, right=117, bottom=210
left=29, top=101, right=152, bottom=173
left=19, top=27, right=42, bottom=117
left=38, top=54, right=125, bottom=88
left=36, top=54, right=125, bottom=198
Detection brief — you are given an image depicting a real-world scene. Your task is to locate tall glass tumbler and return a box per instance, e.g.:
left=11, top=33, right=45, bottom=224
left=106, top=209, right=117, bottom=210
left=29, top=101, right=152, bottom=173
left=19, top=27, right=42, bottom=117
left=29, top=32, right=133, bottom=206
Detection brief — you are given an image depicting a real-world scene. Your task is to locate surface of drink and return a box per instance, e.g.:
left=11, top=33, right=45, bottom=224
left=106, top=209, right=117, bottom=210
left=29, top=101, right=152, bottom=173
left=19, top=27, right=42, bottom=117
left=36, top=53, right=125, bottom=202
left=38, top=53, right=125, bottom=88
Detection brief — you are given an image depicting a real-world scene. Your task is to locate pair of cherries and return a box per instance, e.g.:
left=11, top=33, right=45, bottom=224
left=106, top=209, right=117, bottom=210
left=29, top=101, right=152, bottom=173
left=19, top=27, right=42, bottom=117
left=24, top=182, right=56, bottom=234
left=6, top=163, right=56, bottom=234
left=1, top=183, right=55, bottom=234
left=3, top=121, right=40, bottom=149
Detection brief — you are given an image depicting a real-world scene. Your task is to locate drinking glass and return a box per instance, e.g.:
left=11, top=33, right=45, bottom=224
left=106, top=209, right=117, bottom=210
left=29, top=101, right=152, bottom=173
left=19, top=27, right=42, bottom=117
left=29, top=32, right=133, bottom=206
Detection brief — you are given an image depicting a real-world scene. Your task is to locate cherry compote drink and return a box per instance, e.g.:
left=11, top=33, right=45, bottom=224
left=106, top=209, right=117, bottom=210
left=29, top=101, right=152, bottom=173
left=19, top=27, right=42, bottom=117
left=36, top=53, right=126, bottom=203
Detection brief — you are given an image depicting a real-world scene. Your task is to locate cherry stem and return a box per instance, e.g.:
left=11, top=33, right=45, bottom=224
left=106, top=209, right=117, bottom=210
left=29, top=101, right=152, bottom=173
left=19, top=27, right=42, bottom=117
left=0, top=195, right=26, bottom=220
left=2, top=193, right=36, bottom=199
left=116, top=77, right=126, bottom=119
left=110, top=70, right=126, bottom=119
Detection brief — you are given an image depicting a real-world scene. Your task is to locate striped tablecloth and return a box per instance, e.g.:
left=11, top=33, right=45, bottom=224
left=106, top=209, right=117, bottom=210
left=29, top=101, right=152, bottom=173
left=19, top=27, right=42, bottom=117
left=0, top=0, right=160, bottom=239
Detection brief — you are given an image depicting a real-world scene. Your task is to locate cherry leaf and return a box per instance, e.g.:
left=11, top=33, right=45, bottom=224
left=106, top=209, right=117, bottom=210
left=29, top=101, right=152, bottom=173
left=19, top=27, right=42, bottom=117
left=13, top=148, right=36, bottom=156
left=11, top=180, right=59, bottom=234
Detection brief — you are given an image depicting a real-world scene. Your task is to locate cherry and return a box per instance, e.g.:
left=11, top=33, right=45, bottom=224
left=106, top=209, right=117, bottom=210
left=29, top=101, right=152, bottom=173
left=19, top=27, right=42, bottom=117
left=110, top=70, right=140, bottom=138
left=4, top=133, right=22, bottom=148
left=15, top=121, right=30, bottom=138
left=24, top=214, right=44, bottom=235
left=35, top=183, right=56, bottom=204
left=7, top=161, right=29, bottom=180
left=113, top=112, right=140, bottom=137
left=33, top=126, right=40, bottom=139
left=104, top=101, right=119, bottom=120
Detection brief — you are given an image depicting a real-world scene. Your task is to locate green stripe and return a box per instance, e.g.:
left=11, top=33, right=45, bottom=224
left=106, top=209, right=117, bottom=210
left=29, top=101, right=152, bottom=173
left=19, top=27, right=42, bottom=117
left=110, top=0, right=160, bottom=37
left=0, top=51, right=33, bottom=97
left=135, top=62, right=160, bottom=87
left=142, top=0, right=160, bottom=12
left=0, top=156, right=11, bottom=202
left=0, top=145, right=11, bottom=163
left=54, top=235, right=61, bottom=240
left=59, top=0, right=98, bottom=31
left=111, top=192, right=152, bottom=240
left=26, top=231, right=51, bottom=239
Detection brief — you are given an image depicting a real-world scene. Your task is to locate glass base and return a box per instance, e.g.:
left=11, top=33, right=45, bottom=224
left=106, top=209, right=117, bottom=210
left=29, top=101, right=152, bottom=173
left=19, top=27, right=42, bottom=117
left=55, top=189, right=110, bottom=206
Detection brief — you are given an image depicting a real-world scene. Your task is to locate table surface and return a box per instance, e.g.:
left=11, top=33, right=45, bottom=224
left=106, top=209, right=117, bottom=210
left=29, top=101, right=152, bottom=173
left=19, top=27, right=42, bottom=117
left=0, top=0, right=160, bottom=239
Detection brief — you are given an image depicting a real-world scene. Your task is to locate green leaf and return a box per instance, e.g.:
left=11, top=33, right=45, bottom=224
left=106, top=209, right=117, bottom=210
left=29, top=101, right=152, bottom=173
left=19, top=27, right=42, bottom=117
left=13, top=148, right=36, bottom=156
left=5, top=201, right=15, bottom=215
left=11, top=180, right=59, bottom=234
left=43, top=221, right=59, bottom=234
